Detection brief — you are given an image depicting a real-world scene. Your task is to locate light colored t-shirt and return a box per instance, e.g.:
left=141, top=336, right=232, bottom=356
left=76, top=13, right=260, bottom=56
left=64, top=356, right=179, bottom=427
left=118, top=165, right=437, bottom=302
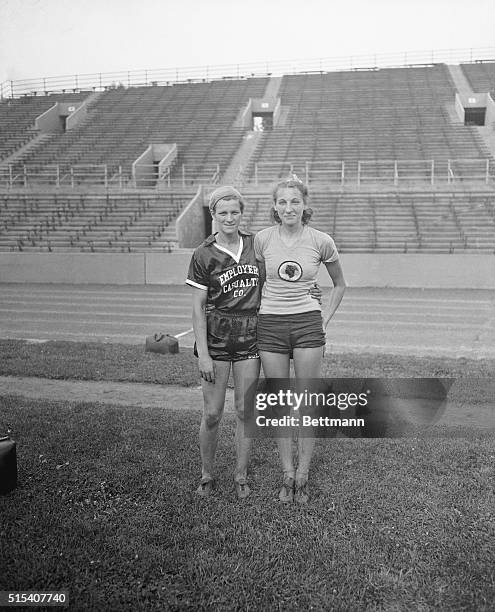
left=254, top=225, right=339, bottom=315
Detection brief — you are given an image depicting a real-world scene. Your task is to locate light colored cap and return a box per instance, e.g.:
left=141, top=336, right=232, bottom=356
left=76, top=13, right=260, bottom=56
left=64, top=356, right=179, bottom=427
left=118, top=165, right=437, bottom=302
left=208, top=186, right=244, bottom=213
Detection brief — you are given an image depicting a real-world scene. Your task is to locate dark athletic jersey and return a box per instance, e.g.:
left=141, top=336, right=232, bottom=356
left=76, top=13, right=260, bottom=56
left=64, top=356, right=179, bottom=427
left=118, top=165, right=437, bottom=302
left=186, top=231, right=260, bottom=312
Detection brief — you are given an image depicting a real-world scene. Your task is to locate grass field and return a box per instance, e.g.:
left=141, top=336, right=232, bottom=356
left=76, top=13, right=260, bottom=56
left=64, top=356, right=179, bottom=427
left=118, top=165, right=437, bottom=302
left=2, top=339, right=495, bottom=384
left=0, top=340, right=494, bottom=611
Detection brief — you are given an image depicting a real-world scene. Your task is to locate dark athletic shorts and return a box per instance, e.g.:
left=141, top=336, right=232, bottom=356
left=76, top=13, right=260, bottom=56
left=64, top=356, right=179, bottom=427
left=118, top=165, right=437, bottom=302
left=257, top=310, right=325, bottom=354
left=194, top=309, right=259, bottom=362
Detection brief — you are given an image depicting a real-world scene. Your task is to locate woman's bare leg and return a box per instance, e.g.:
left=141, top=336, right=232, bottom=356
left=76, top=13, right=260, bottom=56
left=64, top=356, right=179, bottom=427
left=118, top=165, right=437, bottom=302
left=259, top=351, right=294, bottom=499
left=232, top=358, right=261, bottom=485
left=293, top=346, right=324, bottom=489
left=199, top=360, right=231, bottom=483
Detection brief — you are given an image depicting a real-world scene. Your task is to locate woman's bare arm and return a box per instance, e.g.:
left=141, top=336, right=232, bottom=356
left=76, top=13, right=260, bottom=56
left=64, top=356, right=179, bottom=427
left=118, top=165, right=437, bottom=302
left=191, top=287, right=215, bottom=383
left=322, top=260, right=347, bottom=329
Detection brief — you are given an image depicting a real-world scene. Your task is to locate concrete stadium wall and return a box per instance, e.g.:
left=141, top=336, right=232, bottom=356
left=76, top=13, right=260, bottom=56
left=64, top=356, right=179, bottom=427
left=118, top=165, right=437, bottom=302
left=132, top=145, right=154, bottom=185
left=175, top=187, right=205, bottom=247
left=454, top=93, right=465, bottom=122
left=315, top=254, right=495, bottom=289
left=35, top=104, right=59, bottom=132
left=35, top=102, right=87, bottom=133
left=0, top=253, right=145, bottom=284
left=64, top=102, right=88, bottom=131
left=234, top=99, right=253, bottom=128
left=157, top=144, right=178, bottom=177
left=485, top=93, right=495, bottom=125
left=146, top=253, right=192, bottom=284
left=1, top=253, right=494, bottom=288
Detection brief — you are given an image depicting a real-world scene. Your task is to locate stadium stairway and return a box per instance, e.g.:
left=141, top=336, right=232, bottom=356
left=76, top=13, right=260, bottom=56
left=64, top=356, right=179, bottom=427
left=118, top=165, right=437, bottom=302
left=448, top=64, right=475, bottom=98
left=221, top=131, right=264, bottom=186
left=0, top=132, right=53, bottom=170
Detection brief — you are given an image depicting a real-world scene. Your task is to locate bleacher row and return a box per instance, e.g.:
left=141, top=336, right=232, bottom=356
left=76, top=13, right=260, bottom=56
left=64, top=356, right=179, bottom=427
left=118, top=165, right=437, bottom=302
left=1, top=191, right=493, bottom=253
left=245, top=191, right=495, bottom=253
left=5, top=79, right=268, bottom=185
left=461, top=61, right=495, bottom=95
left=247, top=66, right=490, bottom=181
left=0, top=93, right=88, bottom=162
left=0, top=63, right=494, bottom=253
left=0, top=193, right=191, bottom=252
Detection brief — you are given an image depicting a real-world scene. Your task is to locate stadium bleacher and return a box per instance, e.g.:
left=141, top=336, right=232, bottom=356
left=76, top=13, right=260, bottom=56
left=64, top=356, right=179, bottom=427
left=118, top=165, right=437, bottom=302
left=460, top=61, right=495, bottom=95
left=0, top=92, right=89, bottom=162
left=246, top=65, right=490, bottom=182
left=0, top=63, right=494, bottom=254
left=0, top=192, right=192, bottom=252
left=6, top=79, right=268, bottom=185
left=245, top=190, right=495, bottom=253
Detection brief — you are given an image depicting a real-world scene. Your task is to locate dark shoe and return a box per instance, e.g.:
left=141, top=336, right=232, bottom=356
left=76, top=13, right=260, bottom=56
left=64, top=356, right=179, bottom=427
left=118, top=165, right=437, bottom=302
left=196, top=477, right=214, bottom=498
left=294, top=481, right=309, bottom=504
left=279, top=476, right=295, bottom=503
left=234, top=478, right=251, bottom=500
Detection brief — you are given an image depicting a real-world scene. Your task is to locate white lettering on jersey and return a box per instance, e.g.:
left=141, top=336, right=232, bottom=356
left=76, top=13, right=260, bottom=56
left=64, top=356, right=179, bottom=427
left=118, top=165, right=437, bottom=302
left=223, top=277, right=259, bottom=293
left=219, top=264, right=259, bottom=287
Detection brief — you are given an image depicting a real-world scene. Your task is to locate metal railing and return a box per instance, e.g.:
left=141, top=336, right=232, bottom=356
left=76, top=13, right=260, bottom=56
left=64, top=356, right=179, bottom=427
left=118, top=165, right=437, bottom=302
left=244, top=159, right=495, bottom=187
left=2, top=46, right=495, bottom=99
left=1, top=159, right=494, bottom=190
left=247, top=161, right=346, bottom=185
left=447, top=159, right=494, bottom=184
left=0, top=163, right=223, bottom=190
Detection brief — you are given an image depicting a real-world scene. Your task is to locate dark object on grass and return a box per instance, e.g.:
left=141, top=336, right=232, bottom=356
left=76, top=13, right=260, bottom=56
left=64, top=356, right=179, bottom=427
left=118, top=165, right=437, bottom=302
left=0, top=435, right=17, bottom=493
left=145, top=333, right=179, bottom=354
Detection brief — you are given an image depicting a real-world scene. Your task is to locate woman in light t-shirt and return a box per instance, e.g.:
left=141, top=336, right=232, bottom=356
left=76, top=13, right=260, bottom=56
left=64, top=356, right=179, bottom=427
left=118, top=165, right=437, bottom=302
left=254, top=174, right=347, bottom=504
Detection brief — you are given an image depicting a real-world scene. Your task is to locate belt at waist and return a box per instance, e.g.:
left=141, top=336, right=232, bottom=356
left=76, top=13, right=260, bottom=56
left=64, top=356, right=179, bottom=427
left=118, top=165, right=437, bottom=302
left=208, top=308, right=258, bottom=317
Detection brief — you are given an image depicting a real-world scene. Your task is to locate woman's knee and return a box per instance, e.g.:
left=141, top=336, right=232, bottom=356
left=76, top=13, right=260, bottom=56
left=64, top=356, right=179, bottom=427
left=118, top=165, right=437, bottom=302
left=203, top=409, right=223, bottom=430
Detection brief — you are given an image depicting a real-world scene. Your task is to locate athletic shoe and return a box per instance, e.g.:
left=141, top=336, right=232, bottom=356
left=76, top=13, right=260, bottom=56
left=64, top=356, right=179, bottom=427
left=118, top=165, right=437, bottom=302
left=294, top=481, right=309, bottom=504
left=196, top=478, right=215, bottom=498
left=279, top=476, right=295, bottom=503
left=234, top=478, right=251, bottom=500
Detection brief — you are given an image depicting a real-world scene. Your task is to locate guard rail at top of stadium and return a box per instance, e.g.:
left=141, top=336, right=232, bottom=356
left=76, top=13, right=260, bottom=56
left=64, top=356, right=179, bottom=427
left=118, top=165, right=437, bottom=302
left=1, top=46, right=495, bottom=99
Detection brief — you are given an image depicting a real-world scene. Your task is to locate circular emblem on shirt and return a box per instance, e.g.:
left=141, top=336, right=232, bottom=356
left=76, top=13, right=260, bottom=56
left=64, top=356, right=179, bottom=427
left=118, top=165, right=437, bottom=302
left=278, top=261, right=302, bottom=282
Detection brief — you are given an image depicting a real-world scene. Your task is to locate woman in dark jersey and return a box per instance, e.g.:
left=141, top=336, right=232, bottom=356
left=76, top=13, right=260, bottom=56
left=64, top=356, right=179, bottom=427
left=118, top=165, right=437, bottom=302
left=186, top=186, right=261, bottom=500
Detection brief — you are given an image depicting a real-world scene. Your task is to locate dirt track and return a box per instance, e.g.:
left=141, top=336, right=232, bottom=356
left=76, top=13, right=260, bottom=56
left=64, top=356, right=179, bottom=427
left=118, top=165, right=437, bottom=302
left=1, top=284, right=494, bottom=358
left=0, top=375, right=232, bottom=411
left=1, top=375, right=494, bottom=430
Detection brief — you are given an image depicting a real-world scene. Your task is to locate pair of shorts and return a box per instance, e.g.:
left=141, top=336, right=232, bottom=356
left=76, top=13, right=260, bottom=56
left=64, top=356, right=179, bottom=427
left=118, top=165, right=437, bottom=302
left=194, top=309, right=259, bottom=362
left=257, top=310, right=325, bottom=354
